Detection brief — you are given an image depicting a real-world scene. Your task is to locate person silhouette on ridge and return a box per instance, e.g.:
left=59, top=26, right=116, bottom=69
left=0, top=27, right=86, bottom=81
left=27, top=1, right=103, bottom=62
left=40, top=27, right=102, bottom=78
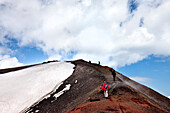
left=110, top=69, right=116, bottom=81
left=102, top=81, right=109, bottom=98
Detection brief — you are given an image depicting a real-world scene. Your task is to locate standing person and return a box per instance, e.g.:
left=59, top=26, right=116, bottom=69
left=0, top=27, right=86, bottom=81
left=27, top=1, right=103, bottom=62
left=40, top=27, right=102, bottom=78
left=110, top=69, right=116, bottom=81
left=102, top=81, right=109, bottom=98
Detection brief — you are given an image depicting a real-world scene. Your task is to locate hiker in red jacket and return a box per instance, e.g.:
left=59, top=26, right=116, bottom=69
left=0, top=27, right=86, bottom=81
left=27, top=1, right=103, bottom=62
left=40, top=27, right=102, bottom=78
left=102, top=81, right=109, bottom=98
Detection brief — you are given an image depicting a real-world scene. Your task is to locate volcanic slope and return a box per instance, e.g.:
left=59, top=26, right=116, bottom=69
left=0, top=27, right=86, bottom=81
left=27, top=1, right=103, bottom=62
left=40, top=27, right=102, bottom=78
left=0, top=60, right=169, bottom=113
left=24, top=59, right=170, bottom=113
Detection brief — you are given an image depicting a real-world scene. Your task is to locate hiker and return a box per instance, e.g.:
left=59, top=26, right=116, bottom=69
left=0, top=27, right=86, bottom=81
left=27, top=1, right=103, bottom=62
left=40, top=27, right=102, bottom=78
left=102, top=81, right=109, bottom=98
left=98, top=61, right=100, bottom=65
left=110, top=69, right=116, bottom=81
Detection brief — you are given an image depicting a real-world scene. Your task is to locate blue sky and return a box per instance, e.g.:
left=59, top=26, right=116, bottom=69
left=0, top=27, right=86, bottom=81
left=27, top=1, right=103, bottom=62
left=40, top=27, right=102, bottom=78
left=0, top=0, right=170, bottom=97
left=118, top=55, right=170, bottom=97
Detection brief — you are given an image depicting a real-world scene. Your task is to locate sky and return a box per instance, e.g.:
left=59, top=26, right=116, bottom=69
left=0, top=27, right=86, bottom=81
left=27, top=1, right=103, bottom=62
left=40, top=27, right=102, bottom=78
left=0, top=0, right=170, bottom=97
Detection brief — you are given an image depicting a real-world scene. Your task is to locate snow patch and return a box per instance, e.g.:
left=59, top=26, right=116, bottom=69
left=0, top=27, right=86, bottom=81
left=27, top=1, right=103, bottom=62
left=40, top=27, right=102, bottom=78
left=0, top=62, right=74, bottom=113
left=54, top=84, right=71, bottom=99
left=75, top=80, right=78, bottom=83
left=168, top=96, right=170, bottom=99
left=35, top=110, right=39, bottom=113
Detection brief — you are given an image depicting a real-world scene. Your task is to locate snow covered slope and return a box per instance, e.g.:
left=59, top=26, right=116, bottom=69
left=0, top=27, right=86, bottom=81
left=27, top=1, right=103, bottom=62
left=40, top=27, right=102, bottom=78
left=0, top=62, right=74, bottom=113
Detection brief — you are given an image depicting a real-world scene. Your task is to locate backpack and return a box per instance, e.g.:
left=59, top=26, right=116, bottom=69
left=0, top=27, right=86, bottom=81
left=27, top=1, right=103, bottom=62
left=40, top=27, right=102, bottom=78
left=104, top=84, right=108, bottom=89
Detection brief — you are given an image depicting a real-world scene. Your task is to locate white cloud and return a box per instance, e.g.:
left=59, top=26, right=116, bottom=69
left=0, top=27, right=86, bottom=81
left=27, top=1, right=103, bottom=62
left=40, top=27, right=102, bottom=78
left=0, top=42, right=23, bottom=69
left=130, top=76, right=152, bottom=83
left=45, top=54, right=62, bottom=62
left=0, top=55, right=23, bottom=69
left=0, top=0, right=170, bottom=67
left=168, top=96, right=170, bottom=99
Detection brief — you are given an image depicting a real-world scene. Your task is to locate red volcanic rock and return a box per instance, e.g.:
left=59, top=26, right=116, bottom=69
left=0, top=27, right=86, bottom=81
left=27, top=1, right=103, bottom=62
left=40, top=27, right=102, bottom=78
left=69, top=86, right=168, bottom=113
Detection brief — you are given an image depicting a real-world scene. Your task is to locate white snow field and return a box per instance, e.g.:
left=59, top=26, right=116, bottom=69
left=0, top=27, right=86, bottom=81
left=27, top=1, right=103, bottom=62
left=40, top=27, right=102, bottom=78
left=54, top=84, right=71, bottom=99
left=0, top=62, right=74, bottom=113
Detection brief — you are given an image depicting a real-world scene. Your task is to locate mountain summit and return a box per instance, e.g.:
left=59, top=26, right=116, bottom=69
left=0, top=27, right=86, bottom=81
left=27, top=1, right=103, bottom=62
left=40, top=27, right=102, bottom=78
left=0, top=60, right=169, bottom=113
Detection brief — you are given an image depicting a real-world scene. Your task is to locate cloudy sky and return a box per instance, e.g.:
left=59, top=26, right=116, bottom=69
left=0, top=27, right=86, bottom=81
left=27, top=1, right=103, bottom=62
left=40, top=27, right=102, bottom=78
left=0, top=0, right=170, bottom=97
